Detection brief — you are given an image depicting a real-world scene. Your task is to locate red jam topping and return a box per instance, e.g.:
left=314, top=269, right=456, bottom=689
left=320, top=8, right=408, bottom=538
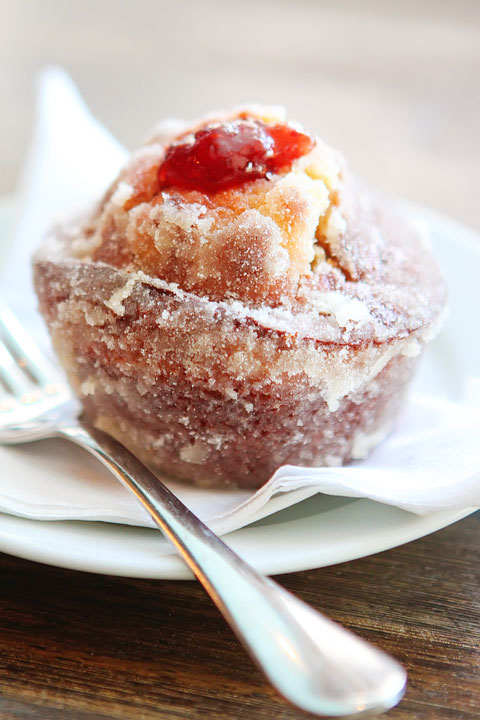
left=157, top=118, right=315, bottom=194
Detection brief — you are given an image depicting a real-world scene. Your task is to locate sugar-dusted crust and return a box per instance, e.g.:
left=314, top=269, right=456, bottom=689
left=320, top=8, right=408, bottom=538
left=33, top=106, right=447, bottom=488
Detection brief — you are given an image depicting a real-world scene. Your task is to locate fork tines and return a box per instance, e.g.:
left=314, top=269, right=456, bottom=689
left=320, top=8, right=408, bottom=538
left=0, top=300, right=62, bottom=401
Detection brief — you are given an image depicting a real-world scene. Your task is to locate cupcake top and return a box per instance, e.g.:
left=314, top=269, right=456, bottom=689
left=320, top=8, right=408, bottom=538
left=51, top=106, right=447, bottom=345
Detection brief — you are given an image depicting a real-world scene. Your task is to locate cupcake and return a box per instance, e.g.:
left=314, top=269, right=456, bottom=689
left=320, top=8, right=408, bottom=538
left=34, top=106, right=447, bottom=489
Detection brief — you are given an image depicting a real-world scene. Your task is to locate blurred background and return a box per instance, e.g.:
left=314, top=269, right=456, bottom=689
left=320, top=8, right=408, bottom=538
left=1, top=0, right=479, bottom=230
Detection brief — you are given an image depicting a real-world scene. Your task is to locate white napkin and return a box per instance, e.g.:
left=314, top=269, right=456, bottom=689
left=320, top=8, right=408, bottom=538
left=0, top=66, right=478, bottom=537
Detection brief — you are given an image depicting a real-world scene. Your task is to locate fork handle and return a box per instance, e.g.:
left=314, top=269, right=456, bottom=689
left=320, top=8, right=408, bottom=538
left=58, top=420, right=406, bottom=718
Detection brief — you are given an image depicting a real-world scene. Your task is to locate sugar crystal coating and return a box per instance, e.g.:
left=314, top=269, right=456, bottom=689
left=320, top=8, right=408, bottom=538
left=33, top=106, right=447, bottom=488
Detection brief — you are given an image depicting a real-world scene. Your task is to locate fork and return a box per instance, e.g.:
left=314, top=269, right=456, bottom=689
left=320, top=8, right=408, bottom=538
left=0, top=299, right=406, bottom=718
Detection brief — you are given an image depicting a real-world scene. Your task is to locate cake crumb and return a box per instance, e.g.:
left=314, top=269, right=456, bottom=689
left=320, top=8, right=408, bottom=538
left=104, top=277, right=137, bottom=316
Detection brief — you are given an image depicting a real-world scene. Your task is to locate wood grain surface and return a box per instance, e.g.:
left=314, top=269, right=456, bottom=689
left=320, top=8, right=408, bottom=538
left=0, top=513, right=478, bottom=719
left=0, top=0, right=479, bottom=718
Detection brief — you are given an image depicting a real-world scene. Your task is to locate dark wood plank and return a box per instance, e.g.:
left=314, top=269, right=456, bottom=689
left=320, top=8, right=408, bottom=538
left=0, top=513, right=478, bottom=719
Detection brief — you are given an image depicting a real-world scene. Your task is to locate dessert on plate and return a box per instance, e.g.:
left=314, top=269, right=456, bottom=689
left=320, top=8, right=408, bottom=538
left=34, top=106, right=447, bottom=489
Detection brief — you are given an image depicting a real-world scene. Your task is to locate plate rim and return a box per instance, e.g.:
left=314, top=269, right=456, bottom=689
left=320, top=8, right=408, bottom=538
left=0, top=505, right=476, bottom=580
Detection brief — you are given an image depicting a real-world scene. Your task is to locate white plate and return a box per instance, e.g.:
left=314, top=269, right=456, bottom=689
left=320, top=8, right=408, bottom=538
left=0, top=197, right=477, bottom=579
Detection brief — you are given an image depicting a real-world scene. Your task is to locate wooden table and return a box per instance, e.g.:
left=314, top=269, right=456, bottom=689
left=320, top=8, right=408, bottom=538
left=0, top=513, right=478, bottom=719
left=0, top=1, right=479, bottom=718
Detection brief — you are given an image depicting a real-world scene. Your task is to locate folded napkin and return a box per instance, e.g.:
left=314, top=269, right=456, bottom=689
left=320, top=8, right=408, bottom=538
left=0, top=66, right=478, bottom=536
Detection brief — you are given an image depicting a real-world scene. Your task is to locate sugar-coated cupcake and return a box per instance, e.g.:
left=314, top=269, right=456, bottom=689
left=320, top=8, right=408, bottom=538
left=34, top=106, right=447, bottom=488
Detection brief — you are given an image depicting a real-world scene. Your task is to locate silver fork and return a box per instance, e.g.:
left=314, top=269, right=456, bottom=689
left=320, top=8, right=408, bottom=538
left=0, top=299, right=406, bottom=718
